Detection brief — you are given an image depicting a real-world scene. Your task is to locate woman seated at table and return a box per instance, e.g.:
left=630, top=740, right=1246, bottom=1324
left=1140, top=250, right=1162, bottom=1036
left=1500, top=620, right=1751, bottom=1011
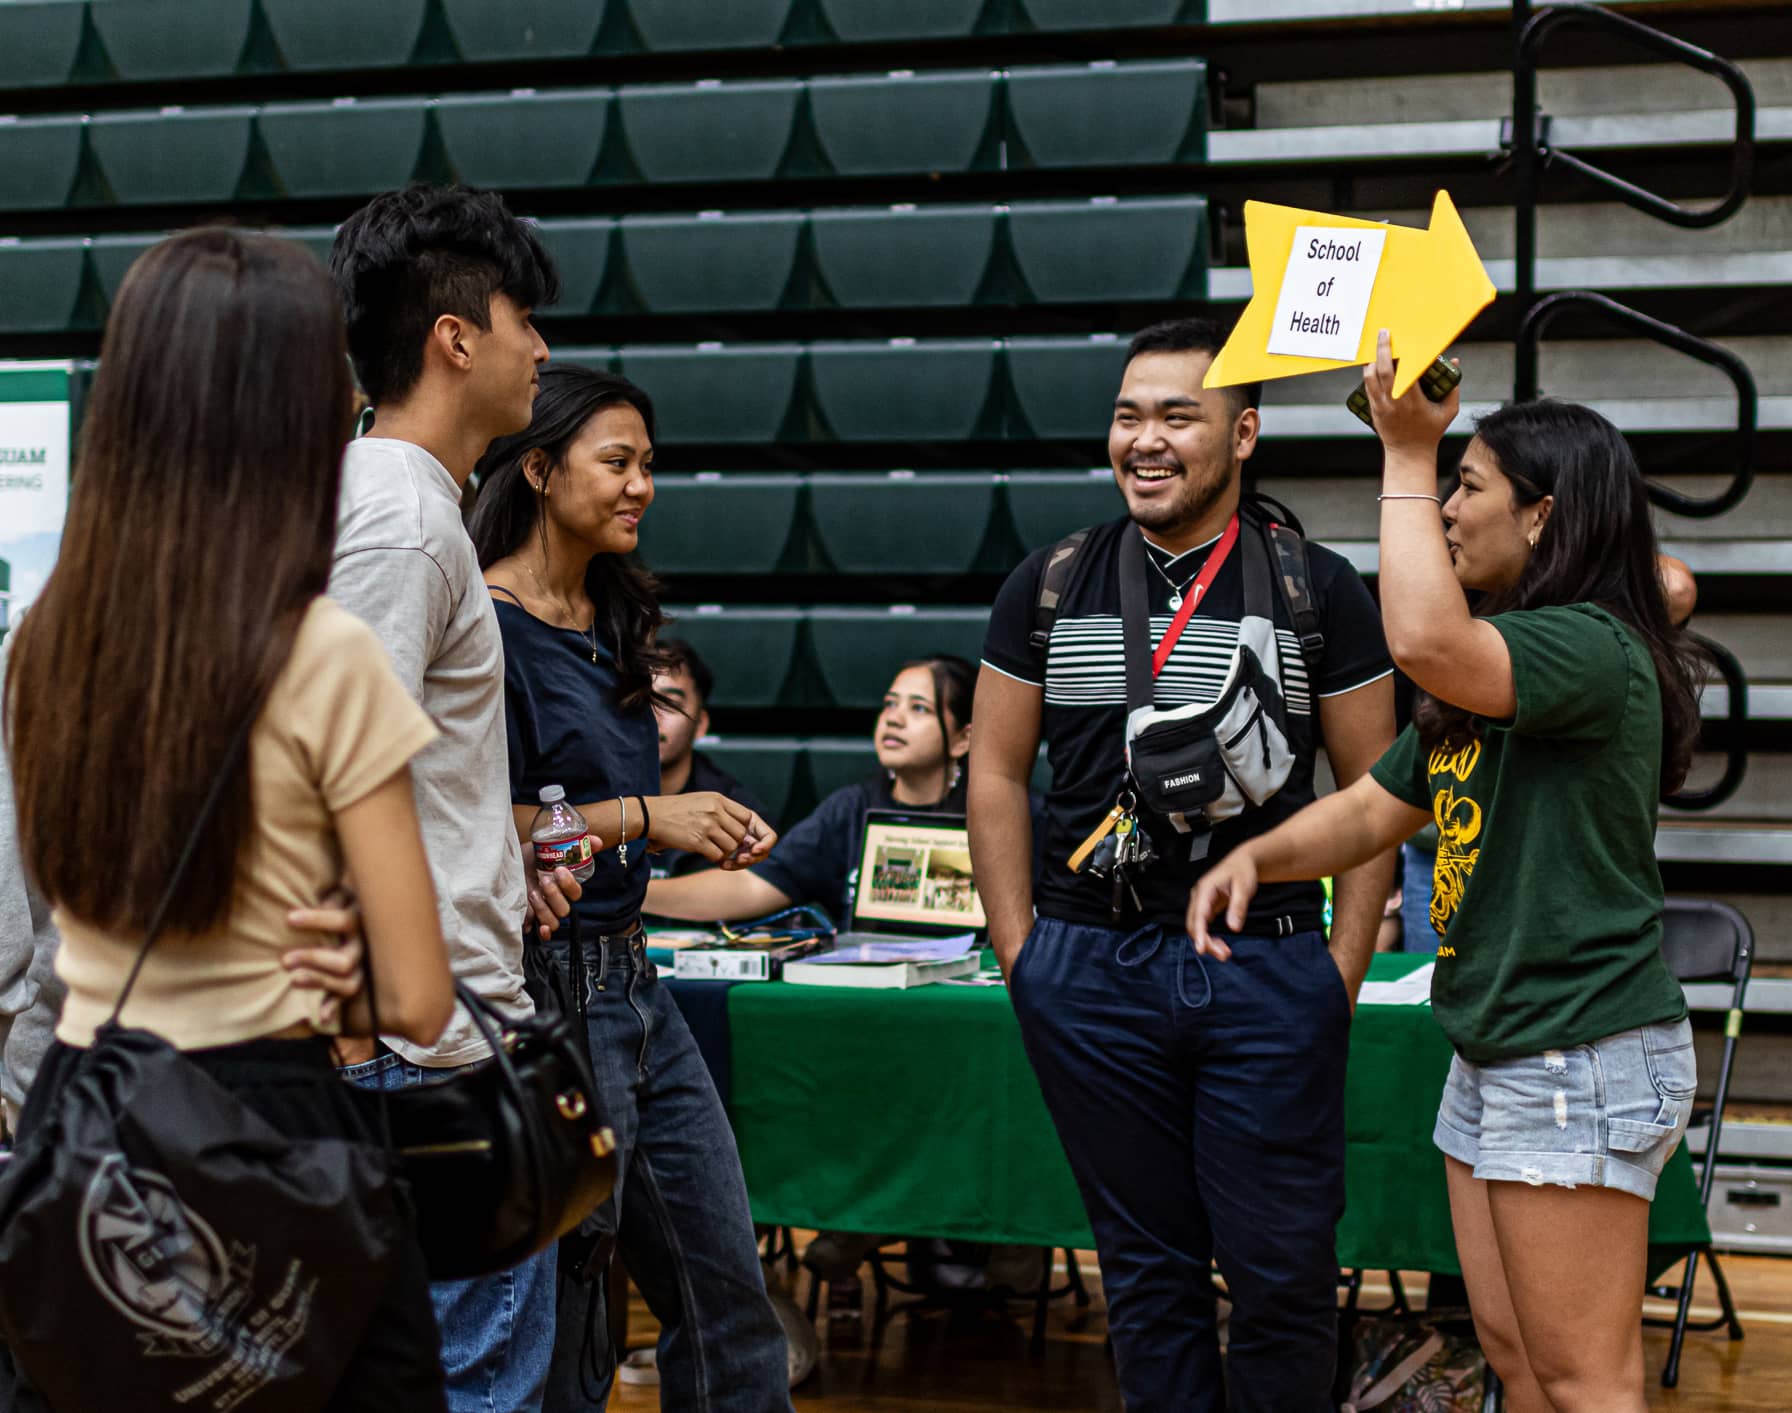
left=645, top=655, right=984, bottom=924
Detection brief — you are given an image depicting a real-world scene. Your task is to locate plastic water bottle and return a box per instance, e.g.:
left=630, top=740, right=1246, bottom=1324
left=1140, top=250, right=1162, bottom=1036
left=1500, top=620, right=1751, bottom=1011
left=530, top=785, right=596, bottom=883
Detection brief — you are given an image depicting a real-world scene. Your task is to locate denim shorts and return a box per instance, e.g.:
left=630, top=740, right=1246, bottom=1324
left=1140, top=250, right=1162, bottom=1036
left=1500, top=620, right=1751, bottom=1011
left=1433, top=1017, right=1696, bottom=1201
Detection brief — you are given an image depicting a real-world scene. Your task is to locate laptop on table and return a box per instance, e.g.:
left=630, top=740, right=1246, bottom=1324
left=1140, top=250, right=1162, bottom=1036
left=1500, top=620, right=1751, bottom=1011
left=833, top=809, right=988, bottom=951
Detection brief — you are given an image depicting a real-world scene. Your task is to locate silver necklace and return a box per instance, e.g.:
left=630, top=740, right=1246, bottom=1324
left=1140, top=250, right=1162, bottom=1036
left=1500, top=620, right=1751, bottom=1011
left=524, top=560, right=599, bottom=663
left=1147, top=552, right=1201, bottom=611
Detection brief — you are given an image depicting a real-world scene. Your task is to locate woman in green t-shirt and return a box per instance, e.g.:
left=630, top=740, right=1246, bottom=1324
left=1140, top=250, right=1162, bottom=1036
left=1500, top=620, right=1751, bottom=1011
left=1187, top=332, right=1705, bottom=1413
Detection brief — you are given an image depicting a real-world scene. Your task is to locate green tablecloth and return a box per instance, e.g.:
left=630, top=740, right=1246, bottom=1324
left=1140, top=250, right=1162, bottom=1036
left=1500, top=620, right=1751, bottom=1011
left=725, top=953, right=1710, bottom=1274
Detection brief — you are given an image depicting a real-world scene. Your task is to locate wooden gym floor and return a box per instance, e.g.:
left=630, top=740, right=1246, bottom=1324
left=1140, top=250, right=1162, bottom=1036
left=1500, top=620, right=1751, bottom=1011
left=607, top=1248, right=1792, bottom=1410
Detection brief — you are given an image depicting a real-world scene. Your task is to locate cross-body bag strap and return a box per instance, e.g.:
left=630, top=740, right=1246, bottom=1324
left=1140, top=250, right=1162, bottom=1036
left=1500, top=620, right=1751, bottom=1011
left=1117, top=516, right=1242, bottom=711
left=104, top=699, right=266, bottom=1030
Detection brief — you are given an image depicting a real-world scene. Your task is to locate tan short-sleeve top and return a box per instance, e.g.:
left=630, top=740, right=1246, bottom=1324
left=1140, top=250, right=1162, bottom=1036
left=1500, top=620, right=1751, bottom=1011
left=55, top=597, right=440, bottom=1049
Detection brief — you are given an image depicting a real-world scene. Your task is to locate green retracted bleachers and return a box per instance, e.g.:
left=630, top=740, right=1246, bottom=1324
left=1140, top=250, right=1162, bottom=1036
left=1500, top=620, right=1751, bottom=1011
left=433, top=90, right=611, bottom=191
left=86, top=106, right=254, bottom=204
left=437, top=0, right=605, bottom=62
left=0, top=1, right=1203, bottom=90
left=0, top=236, right=86, bottom=333
left=0, top=197, right=1210, bottom=330
left=87, top=0, right=254, bottom=81
left=0, top=116, right=83, bottom=212
left=257, top=0, right=432, bottom=72
left=807, top=69, right=1002, bottom=175
left=619, top=211, right=805, bottom=314
left=665, top=604, right=990, bottom=710
left=642, top=474, right=805, bottom=575
left=0, top=61, right=1206, bottom=212
left=256, top=97, right=433, bottom=199
left=638, top=470, right=1113, bottom=576
left=0, top=3, right=84, bottom=92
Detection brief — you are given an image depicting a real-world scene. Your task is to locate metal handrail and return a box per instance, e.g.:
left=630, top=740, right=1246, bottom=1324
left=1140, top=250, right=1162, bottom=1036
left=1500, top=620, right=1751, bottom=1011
left=1519, top=3, right=1755, bottom=230
left=1509, top=1, right=1757, bottom=405
left=1516, top=291, right=1756, bottom=518
left=1665, top=632, right=1749, bottom=812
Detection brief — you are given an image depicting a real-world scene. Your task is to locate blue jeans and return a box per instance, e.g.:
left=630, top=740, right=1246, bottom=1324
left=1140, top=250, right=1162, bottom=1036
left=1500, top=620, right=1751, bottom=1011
left=544, top=936, right=790, bottom=1412
left=1008, top=917, right=1350, bottom=1413
left=1400, top=841, right=1439, bottom=954
left=344, top=1052, right=558, bottom=1413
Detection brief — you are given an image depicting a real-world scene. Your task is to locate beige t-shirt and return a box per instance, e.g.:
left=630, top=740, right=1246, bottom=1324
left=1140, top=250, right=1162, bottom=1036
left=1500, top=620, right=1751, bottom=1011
left=54, top=598, right=439, bottom=1050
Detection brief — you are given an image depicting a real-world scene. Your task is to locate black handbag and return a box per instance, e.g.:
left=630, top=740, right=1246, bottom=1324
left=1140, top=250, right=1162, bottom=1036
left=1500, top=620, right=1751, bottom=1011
left=0, top=709, right=405, bottom=1412
left=371, top=916, right=617, bottom=1283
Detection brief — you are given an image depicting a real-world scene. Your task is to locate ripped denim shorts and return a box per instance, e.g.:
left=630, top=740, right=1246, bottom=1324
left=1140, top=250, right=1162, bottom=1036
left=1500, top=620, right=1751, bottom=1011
left=1433, top=1017, right=1696, bottom=1201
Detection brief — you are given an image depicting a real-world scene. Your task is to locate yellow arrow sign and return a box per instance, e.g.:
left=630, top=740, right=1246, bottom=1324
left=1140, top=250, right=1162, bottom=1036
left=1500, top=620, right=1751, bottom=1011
left=1203, top=190, right=1496, bottom=400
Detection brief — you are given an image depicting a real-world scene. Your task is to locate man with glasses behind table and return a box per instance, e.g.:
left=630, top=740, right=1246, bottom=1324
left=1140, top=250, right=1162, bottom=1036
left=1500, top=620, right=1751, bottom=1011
left=970, top=317, right=1399, bottom=1411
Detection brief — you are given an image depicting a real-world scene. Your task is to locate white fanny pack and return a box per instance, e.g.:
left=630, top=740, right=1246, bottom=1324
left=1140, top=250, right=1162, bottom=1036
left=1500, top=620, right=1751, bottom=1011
left=1118, top=521, right=1301, bottom=860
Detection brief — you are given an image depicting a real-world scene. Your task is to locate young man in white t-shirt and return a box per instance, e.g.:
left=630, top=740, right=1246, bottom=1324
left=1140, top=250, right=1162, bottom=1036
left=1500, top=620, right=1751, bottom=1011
left=327, top=184, right=578, bottom=1413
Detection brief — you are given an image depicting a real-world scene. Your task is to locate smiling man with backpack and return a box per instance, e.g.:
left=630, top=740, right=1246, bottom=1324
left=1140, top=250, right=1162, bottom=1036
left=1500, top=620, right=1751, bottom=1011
left=968, top=317, right=1398, bottom=1411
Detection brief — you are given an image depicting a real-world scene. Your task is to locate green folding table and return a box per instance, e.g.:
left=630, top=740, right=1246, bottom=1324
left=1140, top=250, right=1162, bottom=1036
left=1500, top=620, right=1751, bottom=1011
left=719, top=952, right=1710, bottom=1274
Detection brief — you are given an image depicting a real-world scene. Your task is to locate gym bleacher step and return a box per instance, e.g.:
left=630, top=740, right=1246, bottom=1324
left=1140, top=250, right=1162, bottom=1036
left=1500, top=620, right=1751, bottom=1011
left=1684, top=963, right=1792, bottom=1016
left=1658, top=821, right=1792, bottom=867
left=1686, top=1102, right=1792, bottom=1163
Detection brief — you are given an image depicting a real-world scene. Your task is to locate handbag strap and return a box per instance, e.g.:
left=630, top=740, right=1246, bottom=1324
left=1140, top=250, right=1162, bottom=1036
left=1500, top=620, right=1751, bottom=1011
left=104, top=699, right=265, bottom=1031
left=1344, top=1329, right=1447, bottom=1411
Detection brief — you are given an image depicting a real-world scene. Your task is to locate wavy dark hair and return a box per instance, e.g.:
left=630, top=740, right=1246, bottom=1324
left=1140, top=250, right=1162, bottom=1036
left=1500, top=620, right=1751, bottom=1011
left=468, top=365, right=670, bottom=712
left=892, top=654, right=977, bottom=810
left=6, top=228, right=354, bottom=934
left=1414, top=399, right=1704, bottom=794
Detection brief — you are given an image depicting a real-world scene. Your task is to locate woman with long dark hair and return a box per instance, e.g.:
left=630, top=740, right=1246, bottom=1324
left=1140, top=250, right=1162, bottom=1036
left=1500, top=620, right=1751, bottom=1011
left=467, top=365, right=791, bottom=1411
left=1189, top=334, right=1703, bottom=1412
left=645, top=654, right=977, bottom=923
left=3, top=229, right=454, bottom=1406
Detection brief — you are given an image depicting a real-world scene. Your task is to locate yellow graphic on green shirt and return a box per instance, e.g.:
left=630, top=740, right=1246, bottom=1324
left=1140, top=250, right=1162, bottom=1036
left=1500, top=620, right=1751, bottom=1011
left=1427, top=741, right=1483, bottom=938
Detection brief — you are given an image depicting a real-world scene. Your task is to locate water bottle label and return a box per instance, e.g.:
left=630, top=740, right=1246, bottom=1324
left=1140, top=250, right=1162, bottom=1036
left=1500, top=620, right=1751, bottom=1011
left=535, top=834, right=594, bottom=872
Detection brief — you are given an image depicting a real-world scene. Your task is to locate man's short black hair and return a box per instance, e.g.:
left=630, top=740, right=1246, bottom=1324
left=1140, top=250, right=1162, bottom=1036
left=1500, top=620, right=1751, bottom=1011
left=659, top=639, right=714, bottom=709
left=1126, top=317, right=1261, bottom=416
left=330, top=183, right=560, bottom=407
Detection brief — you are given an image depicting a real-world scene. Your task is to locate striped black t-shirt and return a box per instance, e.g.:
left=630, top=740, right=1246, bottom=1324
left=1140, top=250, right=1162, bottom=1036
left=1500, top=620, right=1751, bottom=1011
left=982, top=515, right=1392, bottom=933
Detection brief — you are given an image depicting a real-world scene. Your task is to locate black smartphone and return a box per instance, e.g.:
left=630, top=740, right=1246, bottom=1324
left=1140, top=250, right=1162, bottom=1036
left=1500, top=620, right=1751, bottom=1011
left=1346, top=356, right=1462, bottom=428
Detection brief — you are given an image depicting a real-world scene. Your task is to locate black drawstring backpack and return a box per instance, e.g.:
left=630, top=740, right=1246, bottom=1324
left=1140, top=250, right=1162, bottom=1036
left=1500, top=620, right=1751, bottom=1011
left=0, top=707, right=405, bottom=1412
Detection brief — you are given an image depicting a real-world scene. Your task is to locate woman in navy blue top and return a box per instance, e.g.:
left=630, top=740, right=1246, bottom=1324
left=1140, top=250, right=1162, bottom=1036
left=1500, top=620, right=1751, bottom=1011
left=646, top=655, right=1047, bottom=923
left=469, top=367, right=791, bottom=1413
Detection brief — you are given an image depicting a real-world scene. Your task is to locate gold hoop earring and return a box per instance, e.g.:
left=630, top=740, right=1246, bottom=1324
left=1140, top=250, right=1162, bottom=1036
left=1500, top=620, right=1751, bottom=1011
left=1528, top=533, right=1539, bottom=550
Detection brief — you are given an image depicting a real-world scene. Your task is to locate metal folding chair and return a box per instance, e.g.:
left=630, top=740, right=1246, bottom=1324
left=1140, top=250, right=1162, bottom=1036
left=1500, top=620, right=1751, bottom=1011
left=1645, top=896, right=1751, bottom=1388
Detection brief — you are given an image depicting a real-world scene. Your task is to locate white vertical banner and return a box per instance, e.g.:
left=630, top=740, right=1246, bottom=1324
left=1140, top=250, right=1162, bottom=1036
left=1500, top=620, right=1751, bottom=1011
left=0, top=362, right=74, bottom=640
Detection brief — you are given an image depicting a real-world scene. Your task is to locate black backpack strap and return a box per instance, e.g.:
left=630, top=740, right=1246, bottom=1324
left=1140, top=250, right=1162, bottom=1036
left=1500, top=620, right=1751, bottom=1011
left=1117, top=524, right=1155, bottom=714
left=1240, top=512, right=1274, bottom=624
left=1264, top=519, right=1325, bottom=682
left=1029, top=528, right=1090, bottom=658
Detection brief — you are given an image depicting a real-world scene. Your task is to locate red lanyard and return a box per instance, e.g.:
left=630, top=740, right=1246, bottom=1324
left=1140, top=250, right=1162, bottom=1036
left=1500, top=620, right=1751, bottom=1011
left=1151, top=514, right=1240, bottom=678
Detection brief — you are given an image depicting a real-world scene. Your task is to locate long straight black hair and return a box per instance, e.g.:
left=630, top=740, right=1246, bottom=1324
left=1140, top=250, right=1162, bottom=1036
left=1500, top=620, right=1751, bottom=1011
left=1415, top=399, right=1704, bottom=794
left=468, top=365, right=670, bottom=712
left=6, top=228, right=354, bottom=934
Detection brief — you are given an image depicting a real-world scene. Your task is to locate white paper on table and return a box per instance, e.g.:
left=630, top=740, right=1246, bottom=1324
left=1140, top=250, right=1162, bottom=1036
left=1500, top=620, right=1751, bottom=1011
left=1356, top=961, right=1435, bottom=1006
left=809, top=933, right=978, bottom=965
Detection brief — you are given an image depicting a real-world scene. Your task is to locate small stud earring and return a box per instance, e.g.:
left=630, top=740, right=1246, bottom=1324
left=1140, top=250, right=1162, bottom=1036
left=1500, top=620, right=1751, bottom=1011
left=1528, top=534, right=1539, bottom=550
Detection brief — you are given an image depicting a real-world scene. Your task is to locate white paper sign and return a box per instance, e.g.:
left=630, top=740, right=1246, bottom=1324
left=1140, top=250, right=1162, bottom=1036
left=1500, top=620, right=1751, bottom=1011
left=0, top=363, right=73, bottom=640
left=1266, top=226, right=1389, bottom=362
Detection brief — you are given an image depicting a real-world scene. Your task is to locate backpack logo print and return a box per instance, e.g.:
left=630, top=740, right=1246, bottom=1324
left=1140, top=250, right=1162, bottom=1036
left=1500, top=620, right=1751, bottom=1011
left=78, top=1153, right=317, bottom=1409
